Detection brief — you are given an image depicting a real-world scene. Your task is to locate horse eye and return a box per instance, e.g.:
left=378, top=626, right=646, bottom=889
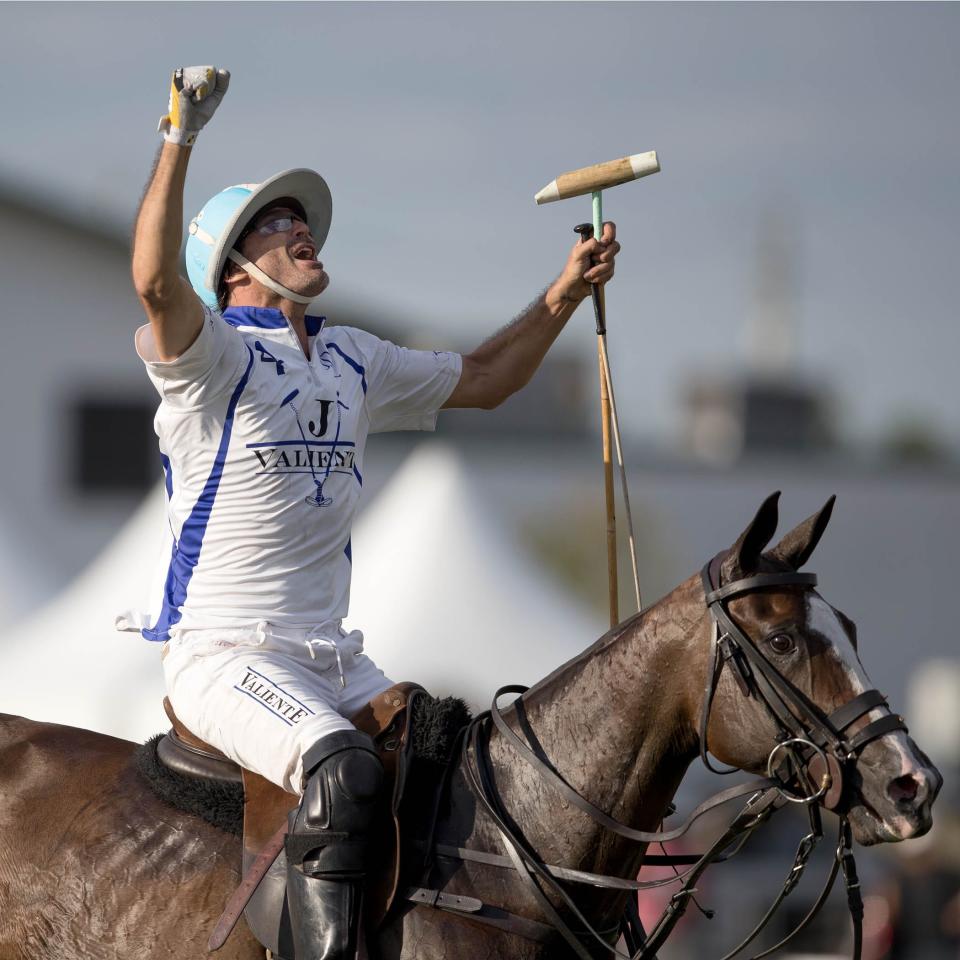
left=768, top=634, right=795, bottom=655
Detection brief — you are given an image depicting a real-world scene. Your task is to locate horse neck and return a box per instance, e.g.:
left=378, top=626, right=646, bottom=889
left=487, top=573, right=707, bottom=874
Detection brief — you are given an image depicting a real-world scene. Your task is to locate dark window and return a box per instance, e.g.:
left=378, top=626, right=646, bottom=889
left=72, top=397, right=156, bottom=493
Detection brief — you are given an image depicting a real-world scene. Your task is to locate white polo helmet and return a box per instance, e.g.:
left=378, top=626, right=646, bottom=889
left=185, top=168, right=332, bottom=308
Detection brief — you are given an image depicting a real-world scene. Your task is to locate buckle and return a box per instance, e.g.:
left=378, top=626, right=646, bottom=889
left=767, top=737, right=831, bottom=805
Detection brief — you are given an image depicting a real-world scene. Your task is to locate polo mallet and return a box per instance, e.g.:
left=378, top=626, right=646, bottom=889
left=535, top=151, right=660, bottom=626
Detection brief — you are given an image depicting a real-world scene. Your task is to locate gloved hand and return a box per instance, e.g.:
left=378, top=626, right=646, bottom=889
left=157, top=66, right=230, bottom=146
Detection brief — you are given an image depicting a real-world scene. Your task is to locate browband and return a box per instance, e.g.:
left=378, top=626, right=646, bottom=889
left=704, top=571, right=818, bottom=606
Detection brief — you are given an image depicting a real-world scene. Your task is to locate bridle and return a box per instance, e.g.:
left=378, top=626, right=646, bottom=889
left=699, top=553, right=908, bottom=812
left=407, top=557, right=913, bottom=960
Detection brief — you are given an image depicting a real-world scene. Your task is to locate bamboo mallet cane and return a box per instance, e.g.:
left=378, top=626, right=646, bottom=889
left=535, top=152, right=660, bottom=627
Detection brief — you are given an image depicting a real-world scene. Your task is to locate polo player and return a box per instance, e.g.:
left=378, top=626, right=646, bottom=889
left=129, top=65, right=620, bottom=960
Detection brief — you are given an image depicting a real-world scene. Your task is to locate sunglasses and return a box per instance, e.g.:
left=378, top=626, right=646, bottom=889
left=236, top=212, right=308, bottom=247
left=253, top=213, right=308, bottom=236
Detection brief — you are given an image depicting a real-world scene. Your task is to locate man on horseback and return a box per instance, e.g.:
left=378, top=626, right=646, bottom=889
left=129, top=66, right=620, bottom=960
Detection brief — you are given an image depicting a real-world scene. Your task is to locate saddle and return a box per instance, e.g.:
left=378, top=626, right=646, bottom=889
left=159, top=682, right=428, bottom=957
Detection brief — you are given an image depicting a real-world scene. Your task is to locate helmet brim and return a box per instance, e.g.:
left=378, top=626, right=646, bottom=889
left=203, top=168, right=333, bottom=296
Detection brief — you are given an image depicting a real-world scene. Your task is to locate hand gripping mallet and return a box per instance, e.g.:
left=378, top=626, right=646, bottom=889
left=535, top=151, right=660, bottom=626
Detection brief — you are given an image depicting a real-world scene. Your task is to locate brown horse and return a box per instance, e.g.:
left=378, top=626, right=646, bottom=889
left=0, top=494, right=941, bottom=959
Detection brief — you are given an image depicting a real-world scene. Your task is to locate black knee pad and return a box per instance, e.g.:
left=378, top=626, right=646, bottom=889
left=286, top=730, right=384, bottom=877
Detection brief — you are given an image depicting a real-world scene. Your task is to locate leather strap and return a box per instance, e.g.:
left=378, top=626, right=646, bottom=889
left=704, top=571, right=818, bottom=605
left=208, top=821, right=287, bottom=951
left=749, top=818, right=844, bottom=960
left=434, top=843, right=735, bottom=890
left=638, top=788, right=785, bottom=958
left=489, top=685, right=777, bottom=845
left=406, top=887, right=618, bottom=947
left=839, top=820, right=865, bottom=960
left=715, top=806, right=822, bottom=960
left=827, top=689, right=888, bottom=732
left=846, top=713, right=908, bottom=755
left=463, top=720, right=604, bottom=960
left=699, top=622, right=751, bottom=774
left=405, top=888, right=482, bottom=913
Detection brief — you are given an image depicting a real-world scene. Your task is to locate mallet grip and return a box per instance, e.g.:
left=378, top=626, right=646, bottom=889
left=574, top=223, right=605, bottom=335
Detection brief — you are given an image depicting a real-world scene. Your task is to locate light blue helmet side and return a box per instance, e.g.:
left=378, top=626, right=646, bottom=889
left=185, top=169, right=333, bottom=309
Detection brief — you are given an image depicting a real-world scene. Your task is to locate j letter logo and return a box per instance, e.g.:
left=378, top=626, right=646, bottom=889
left=308, top=400, right=333, bottom=437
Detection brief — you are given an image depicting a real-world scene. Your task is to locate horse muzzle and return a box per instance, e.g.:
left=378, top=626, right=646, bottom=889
left=841, top=739, right=942, bottom=846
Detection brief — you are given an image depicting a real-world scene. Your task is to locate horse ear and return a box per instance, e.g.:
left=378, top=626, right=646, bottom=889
left=770, top=495, right=836, bottom=570
left=721, top=491, right=781, bottom=582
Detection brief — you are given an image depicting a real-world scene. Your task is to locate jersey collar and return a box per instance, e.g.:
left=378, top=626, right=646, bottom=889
left=222, top=306, right=326, bottom=338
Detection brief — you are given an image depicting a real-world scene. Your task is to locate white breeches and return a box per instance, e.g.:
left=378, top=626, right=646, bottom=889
left=162, top=620, right=394, bottom=794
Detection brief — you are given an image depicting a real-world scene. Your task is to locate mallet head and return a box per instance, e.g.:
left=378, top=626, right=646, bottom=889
left=535, top=151, right=660, bottom=204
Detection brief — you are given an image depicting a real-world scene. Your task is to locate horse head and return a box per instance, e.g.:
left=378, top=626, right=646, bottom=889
left=700, top=492, right=941, bottom=847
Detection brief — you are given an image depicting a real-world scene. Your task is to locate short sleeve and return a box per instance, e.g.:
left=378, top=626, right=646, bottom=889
left=326, top=327, right=462, bottom=433
left=135, top=306, right=249, bottom=404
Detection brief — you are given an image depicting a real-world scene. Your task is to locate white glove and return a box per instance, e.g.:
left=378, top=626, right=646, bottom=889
left=157, top=66, right=230, bottom=146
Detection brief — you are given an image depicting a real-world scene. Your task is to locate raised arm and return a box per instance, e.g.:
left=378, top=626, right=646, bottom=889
left=442, top=223, right=620, bottom=409
left=131, top=67, right=230, bottom=361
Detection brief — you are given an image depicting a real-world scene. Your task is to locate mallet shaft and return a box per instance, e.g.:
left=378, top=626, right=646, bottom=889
left=535, top=151, right=660, bottom=204
left=574, top=222, right=618, bottom=626
left=598, top=336, right=618, bottom=628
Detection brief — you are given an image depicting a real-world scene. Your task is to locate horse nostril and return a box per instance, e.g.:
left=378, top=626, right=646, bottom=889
left=887, top=774, right=921, bottom=805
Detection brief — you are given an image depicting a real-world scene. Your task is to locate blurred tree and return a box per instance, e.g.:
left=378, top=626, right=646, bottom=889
left=880, top=415, right=949, bottom=465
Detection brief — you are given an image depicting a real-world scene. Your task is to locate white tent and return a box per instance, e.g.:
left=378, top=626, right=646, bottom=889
left=346, top=443, right=605, bottom=711
left=0, top=515, right=45, bottom=627
left=1, top=486, right=170, bottom=742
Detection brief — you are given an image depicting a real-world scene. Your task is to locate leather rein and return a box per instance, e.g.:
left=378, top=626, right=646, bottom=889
left=411, top=559, right=910, bottom=960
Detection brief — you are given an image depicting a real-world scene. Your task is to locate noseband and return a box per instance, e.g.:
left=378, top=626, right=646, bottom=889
left=700, top=554, right=909, bottom=810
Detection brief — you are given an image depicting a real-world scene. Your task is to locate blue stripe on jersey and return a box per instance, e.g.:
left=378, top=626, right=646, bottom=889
left=326, top=342, right=367, bottom=394
left=353, top=465, right=363, bottom=486
left=305, top=315, right=326, bottom=336
left=160, top=454, right=173, bottom=498
left=245, top=440, right=356, bottom=449
left=344, top=538, right=352, bottom=564
left=222, top=306, right=286, bottom=329
left=142, top=346, right=256, bottom=642
left=222, top=306, right=326, bottom=336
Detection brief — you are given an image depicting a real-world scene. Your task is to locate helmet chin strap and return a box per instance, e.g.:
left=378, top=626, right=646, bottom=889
left=227, top=249, right=315, bottom=305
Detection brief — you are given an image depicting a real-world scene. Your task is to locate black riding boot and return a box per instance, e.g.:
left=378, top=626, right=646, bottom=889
left=285, top=730, right=384, bottom=960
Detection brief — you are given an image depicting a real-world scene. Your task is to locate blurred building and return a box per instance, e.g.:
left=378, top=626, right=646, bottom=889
left=681, top=209, right=835, bottom=463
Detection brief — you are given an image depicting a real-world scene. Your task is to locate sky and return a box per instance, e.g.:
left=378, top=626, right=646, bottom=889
left=2, top=1, right=958, bottom=449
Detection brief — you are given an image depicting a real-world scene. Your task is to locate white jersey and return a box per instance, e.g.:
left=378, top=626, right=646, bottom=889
left=131, top=305, right=461, bottom=641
